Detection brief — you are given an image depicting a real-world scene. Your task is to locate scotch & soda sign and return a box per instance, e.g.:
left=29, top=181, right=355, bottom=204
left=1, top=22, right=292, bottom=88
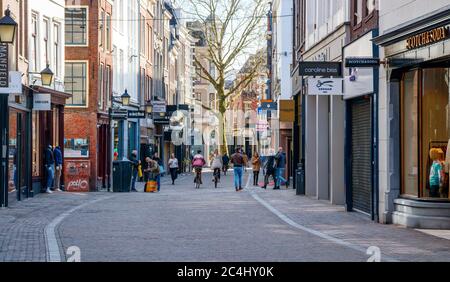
left=406, top=26, right=449, bottom=50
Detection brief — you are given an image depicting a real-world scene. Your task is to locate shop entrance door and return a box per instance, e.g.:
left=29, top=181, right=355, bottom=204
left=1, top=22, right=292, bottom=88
left=350, top=98, right=372, bottom=215
left=8, top=110, right=28, bottom=202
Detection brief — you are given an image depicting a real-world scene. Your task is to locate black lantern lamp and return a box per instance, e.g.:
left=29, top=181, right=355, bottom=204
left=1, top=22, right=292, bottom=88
left=121, top=89, right=131, bottom=106
left=0, top=7, right=18, bottom=44
left=40, top=64, right=54, bottom=86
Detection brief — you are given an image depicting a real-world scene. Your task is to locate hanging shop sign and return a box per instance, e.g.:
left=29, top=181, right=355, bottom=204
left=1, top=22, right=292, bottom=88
left=343, top=30, right=375, bottom=100
left=33, top=94, right=51, bottom=111
left=111, top=109, right=128, bottom=120
left=152, top=100, right=166, bottom=113
left=127, top=110, right=146, bottom=119
left=279, top=100, right=295, bottom=122
left=261, top=101, right=277, bottom=111
left=406, top=25, right=449, bottom=50
left=307, top=78, right=342, bottom=95
left=298, top=61, right=342, bottom=77
left=0, top=44, right=8, bottom=89
left=345, top=57, right=380, bottom=68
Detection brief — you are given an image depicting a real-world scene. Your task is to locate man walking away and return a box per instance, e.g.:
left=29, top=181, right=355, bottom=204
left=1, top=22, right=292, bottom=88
left=231, top=148, right=246, bottom=191
left=130, top=150, right=140, bottom=192
left=275, top=147, right=288, bottom=189
left=222, top=153, right=230, bottom=175
left=53, top=145, right=63, bottom=192
left=168, top=153, right=179, bottom=185
left=43, top=144, right=55, bottom=194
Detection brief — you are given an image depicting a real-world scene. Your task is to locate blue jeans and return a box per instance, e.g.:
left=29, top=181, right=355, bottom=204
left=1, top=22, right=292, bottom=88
left=156, top=174, right=161, bottom=191
left=46, top=165, right=55, bottom=189
left=131, top=169, right=138, bottom=190
left=276, top=168, right=287, bottom=187
left=233, top=166, right=243, bottom=189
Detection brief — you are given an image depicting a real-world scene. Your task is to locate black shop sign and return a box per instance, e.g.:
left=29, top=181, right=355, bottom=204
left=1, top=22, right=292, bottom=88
left=299, top=61, right=342, bottom=77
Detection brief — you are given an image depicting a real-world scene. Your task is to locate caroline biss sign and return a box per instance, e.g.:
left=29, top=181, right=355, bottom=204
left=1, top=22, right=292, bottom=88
left=307, top=78, right=343, bottom=95
left=33, top=94, right=51, bottom=111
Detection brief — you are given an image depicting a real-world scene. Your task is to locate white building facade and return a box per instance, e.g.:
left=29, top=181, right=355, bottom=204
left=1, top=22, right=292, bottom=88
left=302, top=0, right=349, bottom=205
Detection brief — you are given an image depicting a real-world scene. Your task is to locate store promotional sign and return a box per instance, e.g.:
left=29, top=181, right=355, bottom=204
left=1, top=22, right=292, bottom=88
left=307, top=78, right=342, bottom=95
left=343, top=31, right=375, bottom=100
left=299, top=61, right=342, bottom=77
left=0, top=44, right=8, bottom=89
left=33, top=94, right=51, bottom=111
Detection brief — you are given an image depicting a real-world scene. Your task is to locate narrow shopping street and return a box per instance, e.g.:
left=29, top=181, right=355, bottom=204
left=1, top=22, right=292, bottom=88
left=1, top=170, right=449, bottom=262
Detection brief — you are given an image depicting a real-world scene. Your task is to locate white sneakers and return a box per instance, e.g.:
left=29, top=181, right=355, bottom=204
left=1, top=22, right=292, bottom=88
left=45, top=189, right=53, bottom=194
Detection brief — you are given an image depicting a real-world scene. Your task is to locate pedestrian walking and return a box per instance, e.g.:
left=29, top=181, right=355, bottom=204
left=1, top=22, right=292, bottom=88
left=222, top=153, right=230, bottom=175
left=43, top=144, right=55, bottom=194
left=168, top=153, right=179, bottom=185
left=252, top=152, right=261, bottom=186
left=53, top=145, right=63, bottom=192
left=130, top=150, right=140, bottom=192
left=275, top=147, right=288, bottom=189
left=210, top=149, right=223, bottom=182
left=153, top=153, right=163, bottom=191
left=262, top=155, right=276, bottom=189
left=231, top=148, right=246, bottom=191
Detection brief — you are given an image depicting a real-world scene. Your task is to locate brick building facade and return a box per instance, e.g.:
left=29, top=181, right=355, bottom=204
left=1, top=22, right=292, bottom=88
left=64, top=0, right=113, bottom=191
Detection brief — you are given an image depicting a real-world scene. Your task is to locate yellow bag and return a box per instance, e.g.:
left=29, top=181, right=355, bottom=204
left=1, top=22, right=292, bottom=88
left=137, top=164, right=143, bottom=178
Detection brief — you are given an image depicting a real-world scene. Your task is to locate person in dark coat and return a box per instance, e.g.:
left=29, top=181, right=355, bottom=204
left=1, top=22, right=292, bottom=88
left=53, top=146, right=63, bottom=192
left=222, top=153, right=230, bottom=175
left=43, top=145, right=55, bottom=193
left=130, top=150, right=140, bottom=192
left=262, top=155, right=276, bottom=189
left=275, top=147, right=288, bottom=189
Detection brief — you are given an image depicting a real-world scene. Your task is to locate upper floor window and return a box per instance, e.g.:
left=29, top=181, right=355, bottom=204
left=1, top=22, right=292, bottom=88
left=106, top=14, right=111, bottom=51
left=65, top=7, right=87, bottom=45
left=354, top=0, right=363, bottom=25
left=366, top=0, right=376, bottom=16
left=31, top=13, right=38, bottom=71
left=65, top=62, right=88, bottom=106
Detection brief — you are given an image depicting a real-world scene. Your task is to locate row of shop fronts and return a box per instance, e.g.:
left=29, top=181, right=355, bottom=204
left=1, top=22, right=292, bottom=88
left=292, top=5, right=450, bottom=229
left=2, top=85, right=70, bottom=207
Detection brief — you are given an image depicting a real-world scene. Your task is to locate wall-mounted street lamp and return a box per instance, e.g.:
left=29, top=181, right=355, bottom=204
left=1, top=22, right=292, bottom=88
left=121, top=89, right=131, bottom=106
left=145, top=101, right=153, bottom=115
left=0, top=7, right=17, bottom=44
left=28, top=64, right=55, bottom=87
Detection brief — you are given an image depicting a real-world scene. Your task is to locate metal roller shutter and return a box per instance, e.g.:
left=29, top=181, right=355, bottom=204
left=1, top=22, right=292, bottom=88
left=351, top=99, right=372, bottom=214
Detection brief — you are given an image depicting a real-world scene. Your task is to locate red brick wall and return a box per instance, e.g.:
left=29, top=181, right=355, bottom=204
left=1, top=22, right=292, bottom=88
left=64, top=0, right=112, bottom=190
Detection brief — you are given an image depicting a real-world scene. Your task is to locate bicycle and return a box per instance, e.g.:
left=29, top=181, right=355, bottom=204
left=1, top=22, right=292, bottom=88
left=194, top=167, right=202, bottom=189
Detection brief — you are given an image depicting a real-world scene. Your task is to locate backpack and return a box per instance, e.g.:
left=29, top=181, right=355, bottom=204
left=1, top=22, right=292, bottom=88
left=193, top=157, right=205, bottom=167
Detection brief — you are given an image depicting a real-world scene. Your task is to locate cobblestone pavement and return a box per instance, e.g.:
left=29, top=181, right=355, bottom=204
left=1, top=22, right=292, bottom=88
left=1, top=170, right=449, bottom=262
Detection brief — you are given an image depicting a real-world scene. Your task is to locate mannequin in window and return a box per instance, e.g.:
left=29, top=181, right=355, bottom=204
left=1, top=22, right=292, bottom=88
left=429, top=148, right=444, bottom=198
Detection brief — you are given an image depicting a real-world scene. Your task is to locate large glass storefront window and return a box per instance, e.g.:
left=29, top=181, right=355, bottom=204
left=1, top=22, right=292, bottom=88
left=402, top=68, right=450, bottom=199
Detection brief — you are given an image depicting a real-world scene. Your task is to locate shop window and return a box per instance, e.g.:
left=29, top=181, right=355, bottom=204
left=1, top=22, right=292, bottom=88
left=32, top=112, right=40, bottom=177
left=401, top=68, right=450, bottom=199
left=64, top=138, right=89, bottom=158
left=401, top=70, right=419, bottom=197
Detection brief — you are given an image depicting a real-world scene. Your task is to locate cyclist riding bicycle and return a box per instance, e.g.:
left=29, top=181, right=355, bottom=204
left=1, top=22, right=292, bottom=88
left=210, top=149, right=223, bottom=183
left=192, top=150, right=206, bottom=184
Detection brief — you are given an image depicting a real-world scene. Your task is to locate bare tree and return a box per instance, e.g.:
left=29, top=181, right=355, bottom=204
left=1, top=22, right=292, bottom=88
left=185, top=0, right=266, bottom=155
